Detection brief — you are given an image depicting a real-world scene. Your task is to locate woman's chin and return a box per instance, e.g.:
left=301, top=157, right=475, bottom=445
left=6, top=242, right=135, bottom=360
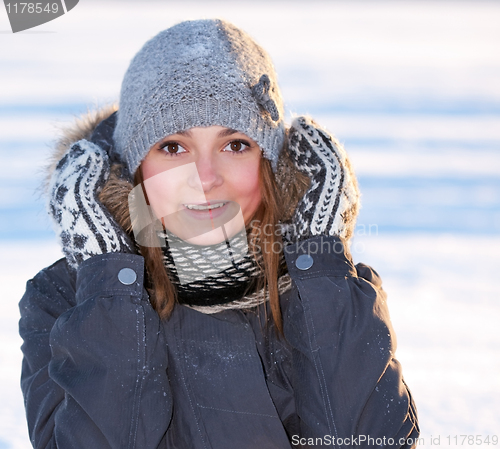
left=162, top=201, right=246, bottom=246
left=168, top=219, right=246, bottom=246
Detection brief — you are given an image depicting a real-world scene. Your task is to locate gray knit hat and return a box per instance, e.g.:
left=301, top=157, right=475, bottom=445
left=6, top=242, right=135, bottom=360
left=114, top=19, right=285, bottom=175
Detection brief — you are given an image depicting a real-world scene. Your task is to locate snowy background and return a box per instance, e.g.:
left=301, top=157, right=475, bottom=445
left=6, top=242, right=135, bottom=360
left=1, top=1, right=499, bottom=447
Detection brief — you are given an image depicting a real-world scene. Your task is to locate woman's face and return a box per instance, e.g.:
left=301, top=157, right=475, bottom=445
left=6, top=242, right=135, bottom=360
left=140, top=126, right=262, bottom=246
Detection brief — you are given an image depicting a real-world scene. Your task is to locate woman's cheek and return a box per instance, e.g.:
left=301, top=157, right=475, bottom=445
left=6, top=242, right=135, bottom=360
left=143, top=171, right=179, bottom=220
left=233, top=163, right=261, bottom=221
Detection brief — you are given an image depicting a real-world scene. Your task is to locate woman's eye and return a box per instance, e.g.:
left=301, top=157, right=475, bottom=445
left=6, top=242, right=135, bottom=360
left=224, top=140, right=250, bottom=153
left=160, top=142, right=186, bottom=155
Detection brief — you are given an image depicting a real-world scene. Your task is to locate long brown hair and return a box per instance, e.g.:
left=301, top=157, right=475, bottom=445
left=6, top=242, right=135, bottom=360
left=135, top=155, right=285, bottom=328
left=101, top=141, right=309, bottom=334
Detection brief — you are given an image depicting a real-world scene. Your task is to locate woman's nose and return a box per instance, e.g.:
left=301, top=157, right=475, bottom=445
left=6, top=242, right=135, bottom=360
left=188, top=155, right=223, bottom=193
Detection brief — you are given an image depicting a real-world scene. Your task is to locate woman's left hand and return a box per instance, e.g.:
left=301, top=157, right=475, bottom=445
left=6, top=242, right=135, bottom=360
left=282, top=116, right=360, bottom=243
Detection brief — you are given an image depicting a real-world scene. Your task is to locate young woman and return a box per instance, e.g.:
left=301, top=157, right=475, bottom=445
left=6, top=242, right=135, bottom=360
left=19, top=19, right=419, bottom=448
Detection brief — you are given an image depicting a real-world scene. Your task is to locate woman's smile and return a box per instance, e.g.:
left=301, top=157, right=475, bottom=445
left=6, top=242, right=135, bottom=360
left=183, top=201, right=228, bottom=211
left=181, top=200, right=238, bottom=222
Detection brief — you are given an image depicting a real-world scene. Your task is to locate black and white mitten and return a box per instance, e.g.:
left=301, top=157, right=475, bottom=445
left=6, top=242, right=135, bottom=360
left=48, top=140, right=134, bottom=268
left=282, top=116, right=360, bottom=243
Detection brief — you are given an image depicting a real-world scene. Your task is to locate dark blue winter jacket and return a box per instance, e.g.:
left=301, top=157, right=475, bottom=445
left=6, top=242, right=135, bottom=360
left=19, top=235, right=419, bottom=448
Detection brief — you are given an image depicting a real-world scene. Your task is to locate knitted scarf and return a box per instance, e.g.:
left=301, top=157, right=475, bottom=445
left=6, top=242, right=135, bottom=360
left=158, top=229, right=291, bottom=313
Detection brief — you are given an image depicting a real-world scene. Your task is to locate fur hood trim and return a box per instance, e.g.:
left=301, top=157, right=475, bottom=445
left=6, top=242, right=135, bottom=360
left=44, top=105, right=118, bottom=192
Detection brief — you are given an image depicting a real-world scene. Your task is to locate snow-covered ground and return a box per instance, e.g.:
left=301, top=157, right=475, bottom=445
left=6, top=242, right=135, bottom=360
left=1, top=1, right=499, bottom=447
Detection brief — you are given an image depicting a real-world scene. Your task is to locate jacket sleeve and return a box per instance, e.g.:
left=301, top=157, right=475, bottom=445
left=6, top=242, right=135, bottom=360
left=281, top=235, right=419, bottom=448
left=19, top=253, right=171, bottom=449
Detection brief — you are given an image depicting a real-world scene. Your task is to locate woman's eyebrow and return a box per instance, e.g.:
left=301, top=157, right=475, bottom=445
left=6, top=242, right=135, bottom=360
left=173, top=129, right=238, bottom=138
left=175, top=129, right=192, bottom=137
left=218, top=128, right=239, bottom=138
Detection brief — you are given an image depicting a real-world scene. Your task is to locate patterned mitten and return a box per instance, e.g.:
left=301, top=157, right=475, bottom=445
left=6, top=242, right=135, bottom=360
left=48, top=139, right=134, bottom=268
left=282, top=116, right=360, bottom=243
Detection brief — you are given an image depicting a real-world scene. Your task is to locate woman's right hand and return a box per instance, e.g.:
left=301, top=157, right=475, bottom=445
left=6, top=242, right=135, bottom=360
left=47, top=138, right=134, bottom=269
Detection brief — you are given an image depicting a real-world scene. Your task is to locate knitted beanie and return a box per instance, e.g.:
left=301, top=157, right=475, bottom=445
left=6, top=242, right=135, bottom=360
left=113, top=19, right=285, bottom=175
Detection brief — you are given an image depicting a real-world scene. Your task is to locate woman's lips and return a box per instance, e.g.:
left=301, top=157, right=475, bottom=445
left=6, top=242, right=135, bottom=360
left=160, top=200, right=244, bottom=241
left=182, top=201, right=229, bottom=221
